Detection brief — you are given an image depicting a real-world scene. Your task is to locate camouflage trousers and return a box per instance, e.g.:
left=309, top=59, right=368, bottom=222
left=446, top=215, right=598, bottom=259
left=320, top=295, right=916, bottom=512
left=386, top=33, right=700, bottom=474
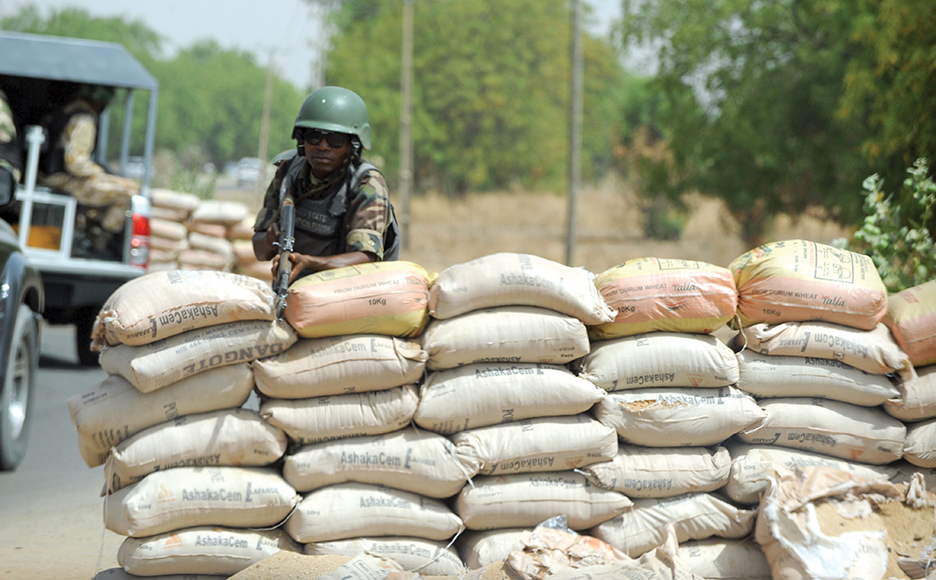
left=42, top=172, right=139, bottom=232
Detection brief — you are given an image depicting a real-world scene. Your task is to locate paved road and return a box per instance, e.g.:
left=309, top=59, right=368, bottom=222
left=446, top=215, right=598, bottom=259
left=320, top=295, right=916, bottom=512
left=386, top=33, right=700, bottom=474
left=0, top=323, right=124, bottom=579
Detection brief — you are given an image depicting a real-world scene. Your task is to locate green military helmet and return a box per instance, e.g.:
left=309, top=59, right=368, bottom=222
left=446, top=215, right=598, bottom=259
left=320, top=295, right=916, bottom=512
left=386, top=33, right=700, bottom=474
left=292, top=86, right=371, bottom=150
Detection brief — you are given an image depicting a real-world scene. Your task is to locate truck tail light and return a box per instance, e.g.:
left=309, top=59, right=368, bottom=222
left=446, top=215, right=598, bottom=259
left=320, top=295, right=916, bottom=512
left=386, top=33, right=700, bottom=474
left=129, top=212, right=150, bottom=268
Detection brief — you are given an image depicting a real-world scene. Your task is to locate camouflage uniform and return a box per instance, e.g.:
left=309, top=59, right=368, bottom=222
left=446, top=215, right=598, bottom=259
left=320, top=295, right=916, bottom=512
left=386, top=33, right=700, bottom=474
left=0, top=89, right=20, bottom=184
left=39, top=99, right=139, bottom=232
left=253, top=152, right=391, bottom=260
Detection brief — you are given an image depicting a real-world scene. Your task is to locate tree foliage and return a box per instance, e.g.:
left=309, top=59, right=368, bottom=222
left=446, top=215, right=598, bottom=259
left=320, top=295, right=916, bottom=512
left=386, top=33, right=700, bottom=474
left=616, top=0, right=873, bottom=247
left=321, top=0, right=632, bottom=194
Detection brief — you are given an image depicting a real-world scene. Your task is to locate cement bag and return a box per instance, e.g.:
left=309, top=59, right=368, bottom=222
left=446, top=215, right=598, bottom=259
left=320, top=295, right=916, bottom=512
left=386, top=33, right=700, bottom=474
left=105, top=466, right=299, bottom=537
left=150, top=205, right=190, bottom=222
left=188, top=231, right=234, bottom=259
left=253, top=334, right=426, bottom=399
left=414, top=363, right=606, bottom=435
left=594, top=387, right=765, bottom=447
left=149, top=235, right=188, bottom=253
left=884, top=365, right=936, bottom=421
left=261, top=385, right=419, bottom=445
left=903, top=418, right=936, bottom=468
left=422, top=306, right=590, bottom=371
left=284, top=482, right=464, bottom=543
left=723, top=441, right=897, bottom=505
left=580, top=444, right=731, bottom=499
left=68, top=364, right=254, bottom=468
left=151, top=188, right=200, bottom=213
left=729, top=239, right=887, bottom=330
left=735, top=320, right=914, bottom=379
left=736, top=349, right=899, bottom=407
left=506, top=525, right=633, bottom=580
left=454, top=471, right=632, bottom=530
left=118, top=527, right=297, bottom=577
left=305, top=537, right=465, bottom=576
left=574, top=333, right=739, bottom=392
left=589, top=258, right=738, bottom=340
left=107, top=408, right=287, bottom=492
left=457, top=529, right=526, bottom=569
left=589, top=492, right=757, bottom=558
left=93, top=270, right=276, bottom=349
left=884, top=279, right=936, bottom=367
left=317, top=554, right=420, bottom=580
left=677, top=538, right=771, bottom=580
left=737, top=397, right=906, bottom=464
left=93, top=568, right=220, bottom=580
left=190, top=199, right=248, bottom=224
left=282, top=427, right=481, bottom=498
left=428, top=253, right=615, bottom=325
left=188, top=221, right=228, bottom=238
left=450, top=415, right=618, bottom=476
left=754, top=464, right=936, bottom=580
left=284, top=261, right=430, bottom=339
left=149, top=217, right=188, bottom=241
left=99, top=319, right=296, bottom=393
left=178, top=249, right=230, bottom=271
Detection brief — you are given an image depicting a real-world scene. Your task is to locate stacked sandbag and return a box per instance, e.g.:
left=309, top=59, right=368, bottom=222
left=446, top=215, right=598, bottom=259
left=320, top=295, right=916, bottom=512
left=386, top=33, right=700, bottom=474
left=229, top=216, right=272, bottom=281
left=567, top=259, right=758, bottom=558
left=67, top=270, right=300, bottom=577
left=419, top=253, right=628, bottom=566
left=147, top=189, right=200, bottom=272
left=181, top=200, right=248, bottom=271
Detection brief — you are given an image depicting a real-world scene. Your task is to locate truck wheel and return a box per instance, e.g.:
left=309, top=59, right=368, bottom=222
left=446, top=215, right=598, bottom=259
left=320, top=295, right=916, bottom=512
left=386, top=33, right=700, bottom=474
left=75, top=307, right=100, bottom=367
left=0, top=304, right=39, bottom=471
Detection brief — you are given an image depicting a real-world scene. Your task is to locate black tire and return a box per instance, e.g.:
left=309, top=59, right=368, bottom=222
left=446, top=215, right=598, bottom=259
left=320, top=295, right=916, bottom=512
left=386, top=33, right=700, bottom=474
left=0, top=304, right=39, bottom=471
left=75, top=306, right=100, bottom=367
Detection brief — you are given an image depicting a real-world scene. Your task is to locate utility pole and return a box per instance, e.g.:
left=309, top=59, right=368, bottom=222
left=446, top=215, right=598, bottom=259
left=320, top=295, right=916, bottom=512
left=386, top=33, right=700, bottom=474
left=399, top=0, right=414, bottom=250
left=565, top=0, right=583, bottom=266
left=257, top=49, right=275, bottom=195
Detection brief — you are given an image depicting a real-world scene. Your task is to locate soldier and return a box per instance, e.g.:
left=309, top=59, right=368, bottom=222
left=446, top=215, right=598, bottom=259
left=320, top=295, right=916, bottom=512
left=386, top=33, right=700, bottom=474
left=0, top=88, right=20, bottom=201
left=252, top=86, right=400, bottom=282
left=38, top=84, right=139, bottom=234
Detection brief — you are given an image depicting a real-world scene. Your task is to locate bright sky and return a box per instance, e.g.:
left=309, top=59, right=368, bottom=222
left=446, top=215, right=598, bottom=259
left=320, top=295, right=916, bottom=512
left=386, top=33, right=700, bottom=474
left=3, top=0, right=624, bottom=90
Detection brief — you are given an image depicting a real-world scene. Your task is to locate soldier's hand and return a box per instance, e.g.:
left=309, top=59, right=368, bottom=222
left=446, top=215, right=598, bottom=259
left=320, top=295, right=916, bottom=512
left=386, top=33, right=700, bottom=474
left=265, top=223, right=281, bottom=248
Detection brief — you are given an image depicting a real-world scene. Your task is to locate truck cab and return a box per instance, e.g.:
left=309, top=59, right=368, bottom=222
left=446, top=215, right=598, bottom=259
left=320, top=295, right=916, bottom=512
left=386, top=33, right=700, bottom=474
left=0, top=31, right=156, bottom=365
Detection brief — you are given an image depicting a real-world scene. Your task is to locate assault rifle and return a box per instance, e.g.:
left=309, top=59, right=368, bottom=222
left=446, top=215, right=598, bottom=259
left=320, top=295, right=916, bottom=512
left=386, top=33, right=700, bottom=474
left=272, top=173, right=295, bottom=320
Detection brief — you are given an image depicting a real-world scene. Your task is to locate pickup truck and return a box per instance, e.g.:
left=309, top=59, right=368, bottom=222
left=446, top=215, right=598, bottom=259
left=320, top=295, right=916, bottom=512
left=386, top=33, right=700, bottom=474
left=0, top=31, right=156, bottom=365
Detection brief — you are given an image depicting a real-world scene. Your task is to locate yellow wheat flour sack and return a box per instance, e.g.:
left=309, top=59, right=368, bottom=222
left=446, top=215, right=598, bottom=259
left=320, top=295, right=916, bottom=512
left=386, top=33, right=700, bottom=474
left=730, top=239, right=887, bottom=330
left=284, top=261, right=430, bottom=339
left=884, top=279, right=936, bottom=367
left=590, top=258, right=738, bottom=340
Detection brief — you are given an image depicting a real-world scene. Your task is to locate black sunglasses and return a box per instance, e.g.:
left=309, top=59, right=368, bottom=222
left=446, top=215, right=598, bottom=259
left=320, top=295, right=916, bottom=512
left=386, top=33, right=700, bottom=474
left=301, top=129, right=350, bottom=148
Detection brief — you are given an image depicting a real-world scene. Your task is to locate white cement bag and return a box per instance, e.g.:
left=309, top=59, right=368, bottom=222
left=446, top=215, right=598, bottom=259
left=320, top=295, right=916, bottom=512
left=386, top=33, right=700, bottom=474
left=457, top=529, right=527, bottom=570
left=282, top=427, right=481, bottom=498
left=151, top=188, right=200, bottom=213
left=284, top=483, right=464, bottom=543
left=594, top=387, right=765, bottom=447
left=454, top=471, right=633, bottom=530
left=93, top=270, right=276, bottom=349
left=188, top=231, right=234, bottom=258
left=734, top=321, right=914, bottom=379
left=305, top=537, right=466, bottom=576
left=723, top=441, right=898, bottom=505
left=414, top=363, right=606, bottom=435
left=450, top=415, right=618, bottom=476
left=580, top=445, right=731, bottom=498
left=677, top=538, right=772, bottom=580
left=903, top=418, right=936, bottom=468
left=261, top=385, right=419, bottom=444
left=421, top=306, right=591, bottom=371
left=737, top=397, right=906, bottom=464
left=428, top=253, right=615, bottom=325
left=105, top=466, right=299, bottom=537
left=117, top=527, right=297, bottom=577
left=253, top=334, right=427, bottom=399
left=107, top=408, right=287, bottom=492
left=589, top=493, right=757, bottom=558
left=68, top=364, right=254, bottom=468
left=736, top=349, right=899, bottom=407
left=149, top=218, right=188, bottom=241
left=574, top=333, right=739, bottom=391
left=100, top=319, right=296, bottom=393
left=884, top=365, right=936, bottom=422
left=190, top=199, right=249, bottom=225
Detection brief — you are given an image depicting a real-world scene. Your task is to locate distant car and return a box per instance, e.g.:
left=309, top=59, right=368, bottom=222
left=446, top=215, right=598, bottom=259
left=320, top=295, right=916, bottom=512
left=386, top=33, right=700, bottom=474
left=0, top=167, right=44, bottom=472
left=236, top=157, right=265, bottom=187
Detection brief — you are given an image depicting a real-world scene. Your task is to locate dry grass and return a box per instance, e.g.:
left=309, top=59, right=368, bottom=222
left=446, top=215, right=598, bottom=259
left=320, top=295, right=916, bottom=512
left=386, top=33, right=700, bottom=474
left=218, top=173, right=852, bottom=276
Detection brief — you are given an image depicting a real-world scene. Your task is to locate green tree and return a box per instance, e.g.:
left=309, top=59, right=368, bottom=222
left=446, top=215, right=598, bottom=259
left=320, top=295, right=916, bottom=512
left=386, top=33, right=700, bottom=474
left=320, top=0, right=630, bottom=194
left=616, top=0, right=873, bottom=247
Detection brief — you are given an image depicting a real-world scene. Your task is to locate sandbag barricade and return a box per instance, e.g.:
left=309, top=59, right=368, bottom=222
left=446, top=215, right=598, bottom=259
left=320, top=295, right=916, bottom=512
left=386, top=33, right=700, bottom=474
left=884, top=279, right=936, bottom=367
